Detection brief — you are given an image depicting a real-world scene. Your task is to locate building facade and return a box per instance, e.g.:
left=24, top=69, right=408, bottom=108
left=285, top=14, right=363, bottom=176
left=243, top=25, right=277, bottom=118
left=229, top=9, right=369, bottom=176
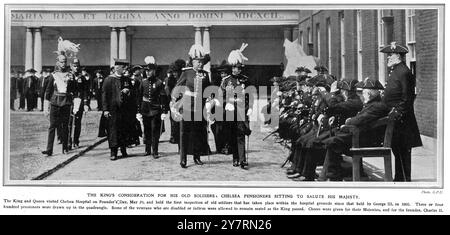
left=7, top=6, right=439, bottom=141
left=297, top=9, right=438, bottom=141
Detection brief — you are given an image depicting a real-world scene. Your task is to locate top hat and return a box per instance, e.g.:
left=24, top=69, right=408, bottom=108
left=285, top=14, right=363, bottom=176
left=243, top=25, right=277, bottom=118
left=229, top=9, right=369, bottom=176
left=131, top=65, right=143, bottom=72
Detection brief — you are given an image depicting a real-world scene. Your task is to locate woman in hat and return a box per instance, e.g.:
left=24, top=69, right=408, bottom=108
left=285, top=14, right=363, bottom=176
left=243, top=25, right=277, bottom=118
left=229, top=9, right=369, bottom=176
left=173, top=44, right=211, bottom=168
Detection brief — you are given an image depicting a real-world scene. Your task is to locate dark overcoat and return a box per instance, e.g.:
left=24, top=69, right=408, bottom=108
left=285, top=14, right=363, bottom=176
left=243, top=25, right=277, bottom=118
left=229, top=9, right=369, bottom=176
left=383, top=62, right=422, bottom=148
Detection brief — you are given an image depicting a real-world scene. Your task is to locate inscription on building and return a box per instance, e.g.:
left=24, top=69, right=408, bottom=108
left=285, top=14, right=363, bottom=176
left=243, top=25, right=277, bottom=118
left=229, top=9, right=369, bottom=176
left=11, top=10, right=297, bottom=26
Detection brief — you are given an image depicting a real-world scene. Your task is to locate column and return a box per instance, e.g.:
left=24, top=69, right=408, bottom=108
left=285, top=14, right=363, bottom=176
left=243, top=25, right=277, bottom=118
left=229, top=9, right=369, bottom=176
left=292, top=26, right=299, bottom=41
left=283, top=27, right=293, bottom=67
left=25, top=27, right=33, bottom=70
left=110, top=27, right=118, bottom=66
left=202, top=27, right=211, bottom=74
left=194, top=26, right=202, bottom=45
left=118, top=27, right=127, bottom=59
left=33, top=28, right=42, bottom=74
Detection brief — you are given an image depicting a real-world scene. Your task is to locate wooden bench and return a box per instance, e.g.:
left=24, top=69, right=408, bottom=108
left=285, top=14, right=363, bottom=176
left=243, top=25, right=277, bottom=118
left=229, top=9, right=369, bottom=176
left=348, top=117, right=395, bottom=181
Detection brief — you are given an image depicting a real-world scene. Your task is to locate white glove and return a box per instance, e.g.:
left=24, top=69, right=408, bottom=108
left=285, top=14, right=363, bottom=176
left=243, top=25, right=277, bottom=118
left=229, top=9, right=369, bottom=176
left=43, top=100, right=50, bottom=117
left=225, top=103, right=235, bottom=112
left=73, top=98, right=81, bottom=114
left=213, top=98, right=221, bottom=107
left=246, top=108, right=253, bottom=117
left=136, top=113, right=143, bottom=121
left=103, top=111, right=111, bottom=118
left=317, top=114, right=325, bottom=124
left=161, top=113, right=167, bottom=120
left=83, top=105, right=89, bottom=113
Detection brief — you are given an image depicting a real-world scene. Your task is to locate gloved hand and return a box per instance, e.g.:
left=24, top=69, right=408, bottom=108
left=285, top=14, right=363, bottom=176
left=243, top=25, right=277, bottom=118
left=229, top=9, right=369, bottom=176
left=73, top=98, right=81, bottom=114
left=83, top=105, right=89, bottom=113
left=225, top=103, right=235, bottom=112
left=161, top=113, right=167, bottom=120
left=328, top=116, right=335, bottom=126
left=136, top=113, right=143, bottom=121
left=121, top=88, right=130, bottom=95
left=103, top=111, right=111, bottom=118
left=43, top=100, right=50, bottom=118
left=317, top=114, right=325, bottom=124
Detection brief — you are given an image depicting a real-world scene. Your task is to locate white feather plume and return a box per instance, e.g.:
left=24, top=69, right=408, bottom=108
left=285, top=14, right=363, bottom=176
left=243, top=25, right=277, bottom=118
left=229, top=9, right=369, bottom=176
left=144, top=56, right=156, bottom=65
left=227, top=43, right=249, bottom=65
left=188, top=44, right=206, bottom=58
left=56, top=36, right=80, bottom=57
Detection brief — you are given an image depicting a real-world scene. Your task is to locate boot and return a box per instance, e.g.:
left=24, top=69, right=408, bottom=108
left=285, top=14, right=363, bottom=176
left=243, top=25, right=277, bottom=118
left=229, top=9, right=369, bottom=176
left=120, top=147, right=128, bottom=158
left=193, top=155, right=204, bottom=165
left=110, top=148, right=118, bottom=161
left=145, top=145, right=151, bottom=156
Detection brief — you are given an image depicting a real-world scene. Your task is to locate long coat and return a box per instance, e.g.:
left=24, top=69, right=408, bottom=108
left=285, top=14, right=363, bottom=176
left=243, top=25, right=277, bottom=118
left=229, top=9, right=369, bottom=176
left=383, top=62, right=422, bottom=148
left=322, top=96, right=389, bottom=154
left=175, top=68, right=211, bottom=155
left=102, top=74, right=137, bottom=148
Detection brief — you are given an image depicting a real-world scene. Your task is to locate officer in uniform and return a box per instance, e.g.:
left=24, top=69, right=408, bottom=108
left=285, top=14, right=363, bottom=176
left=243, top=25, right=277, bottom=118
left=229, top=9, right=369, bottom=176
left=136, top=58, right=169, bottom=158
left=223, top=43, right=253, bottom=169
left=69, top=58, right=89, bottom=149
left=42, top=53, right=76, bottom=156
left=380, top=42, right=422, bottom=182
left=321, top=77, right=389, bottom=180
left=102, top=59, right=135, bottom=160
left=173, top=44, right=211, bottom=168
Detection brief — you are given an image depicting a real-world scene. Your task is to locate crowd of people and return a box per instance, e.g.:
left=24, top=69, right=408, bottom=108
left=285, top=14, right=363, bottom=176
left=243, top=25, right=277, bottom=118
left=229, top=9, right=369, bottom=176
left=273, top=42, right=422, bottom=182
left=11, top=38, right=422, bottom=181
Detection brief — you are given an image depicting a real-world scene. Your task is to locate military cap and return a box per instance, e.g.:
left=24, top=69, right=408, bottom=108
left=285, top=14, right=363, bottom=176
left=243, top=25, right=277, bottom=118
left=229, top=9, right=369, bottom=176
left=131, top=65, right=143, bottom=72
left=72, top=58, right=81, bottom=65
left=356, top=77, right=384, bottom=90
left=380, top=41, right=409, bottom=54
left=295, top=66, right=312, bottom=74
left=216, top=60, right=231, bottom=73
left=337, top=78, right=359, bottom=91
left=114, top=59, right=130, bottom=66
left=25, top=68, right=37, bottom=73
left=314, top=65, right=328, bottom=73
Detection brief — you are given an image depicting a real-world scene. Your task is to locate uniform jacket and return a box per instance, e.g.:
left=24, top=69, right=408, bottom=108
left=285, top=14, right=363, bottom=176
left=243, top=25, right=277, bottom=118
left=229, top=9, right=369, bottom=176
left=322, top=96, right=389, bottom=153
left=382, top=62, right=422, bottom=148
left=138, top=76, right=169, bottom=117
left=175, top=68, right=211, bottom=113
left=72, top=73, right=89, bottom=102
left=93, top=76, right=104, bottom=94
left=38, top=75, right=51, bottom=98
left=44, top=72, right=76, bottom=107
left=102, top=74, right=132, bottom=113
left=164, top=74, right=178, bottom=97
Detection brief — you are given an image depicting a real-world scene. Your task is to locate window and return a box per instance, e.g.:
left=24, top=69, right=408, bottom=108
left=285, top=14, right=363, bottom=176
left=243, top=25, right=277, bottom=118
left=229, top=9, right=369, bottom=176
left=316, top=23, right=320, bottom=58
left=299, top=31, right=303, bottom=47
left=356, top=10, right=363, bottom=81
left=326, top=18, right=332, bottom=71
left=378, top=10, right=387, bottom=85
left=405, top=9, right=416, bottom=74
left=340, top=11, right=345, bottom=78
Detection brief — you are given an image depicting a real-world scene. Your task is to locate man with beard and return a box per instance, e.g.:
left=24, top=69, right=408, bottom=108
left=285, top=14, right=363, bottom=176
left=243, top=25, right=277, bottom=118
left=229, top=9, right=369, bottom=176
left=380, top=42, right=422, bottom=182
left=320, top=77, right=389, bottom=181
left=136, top=57, right=168, bottom=158
left=42, top=53, right=76, bottom=156
left=173, top=44, right=211, bottom=168
left=102, top=59, right=135, bottom=160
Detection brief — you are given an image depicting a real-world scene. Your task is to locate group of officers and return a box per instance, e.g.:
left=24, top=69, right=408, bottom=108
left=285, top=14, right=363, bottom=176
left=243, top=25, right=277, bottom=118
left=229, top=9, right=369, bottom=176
left=39, top=42, right=253, bottom=170
left=34, top=38, right=421, bottom=180
left=276, top=42, right=422, bottom=182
